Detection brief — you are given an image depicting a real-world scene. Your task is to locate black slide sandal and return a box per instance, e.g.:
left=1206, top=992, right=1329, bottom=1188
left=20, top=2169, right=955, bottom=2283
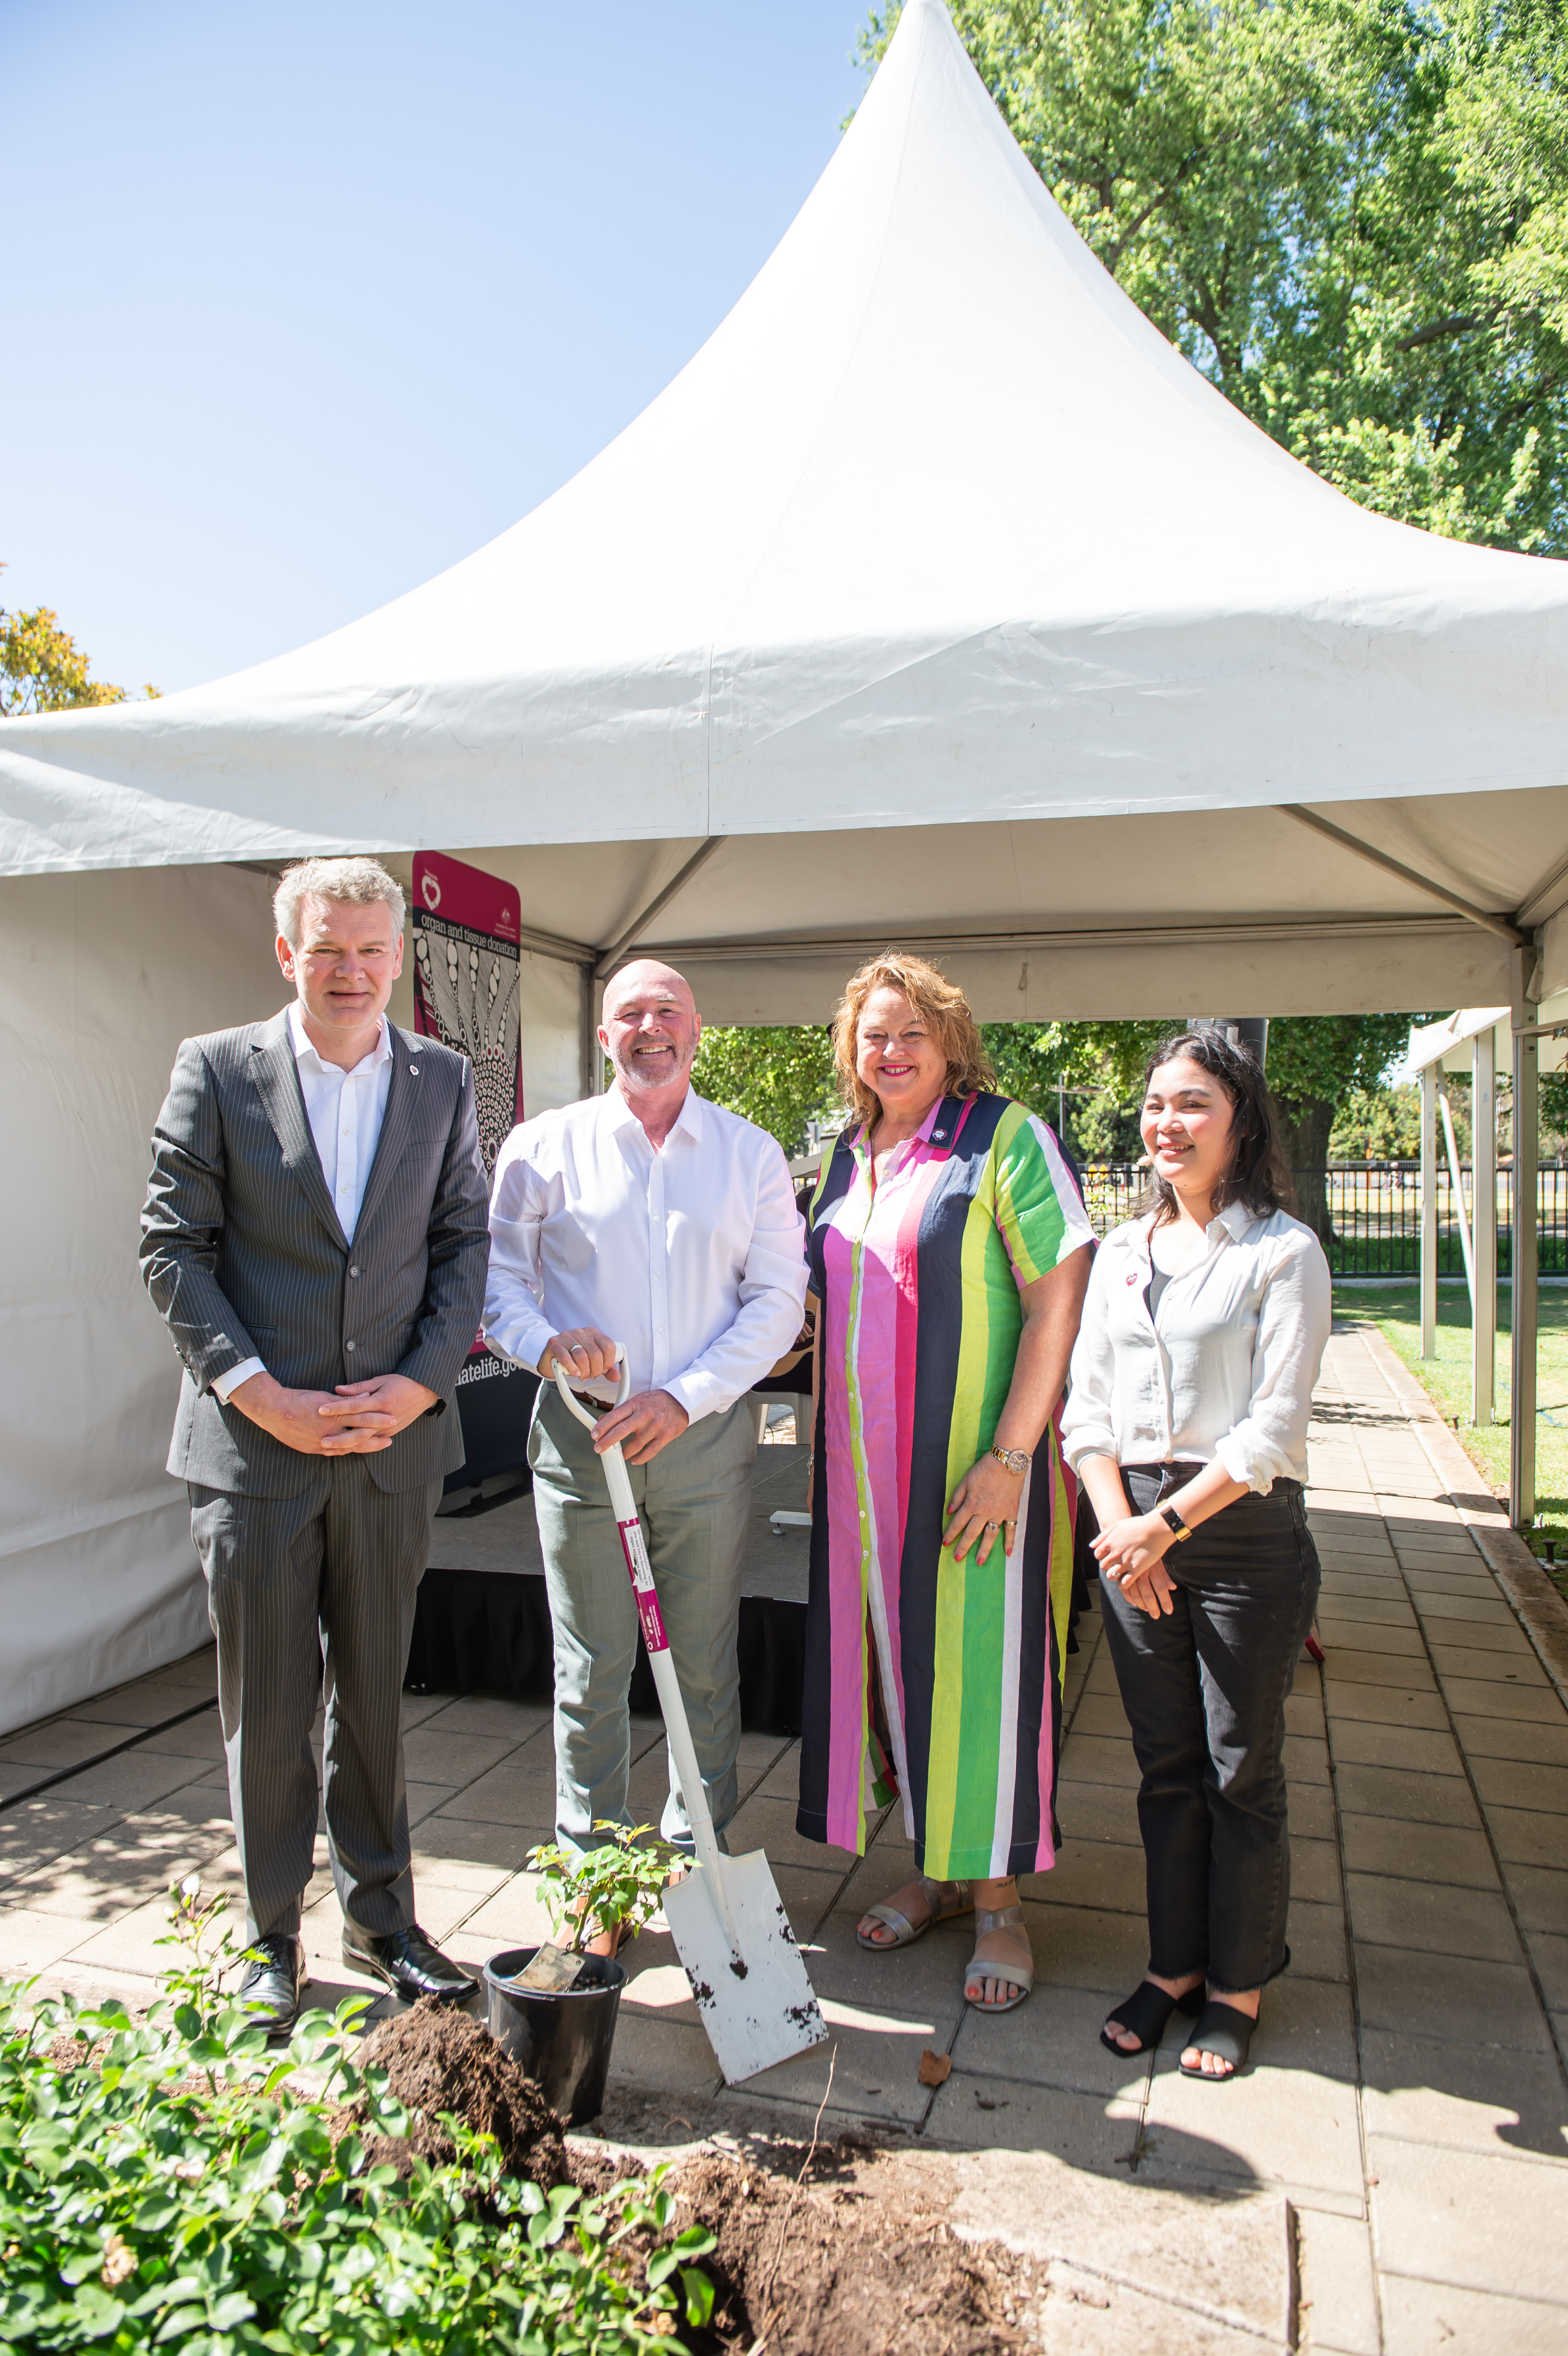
left=1178, top=1998, right=1256, bottom=2078
left=1099, top=1979, right=1205, bottom=2057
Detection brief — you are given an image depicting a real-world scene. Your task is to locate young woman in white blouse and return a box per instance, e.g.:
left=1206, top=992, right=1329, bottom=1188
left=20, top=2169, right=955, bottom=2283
left=1061, top=1030, right=1331, bottom=2081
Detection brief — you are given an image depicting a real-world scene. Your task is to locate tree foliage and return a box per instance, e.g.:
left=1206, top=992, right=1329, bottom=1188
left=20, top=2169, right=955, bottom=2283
left=690, top=1024, right=836, bottom=1155
left=0, top=567, right=156, bottom=714
left=858, top=0, right=1568, bottom=551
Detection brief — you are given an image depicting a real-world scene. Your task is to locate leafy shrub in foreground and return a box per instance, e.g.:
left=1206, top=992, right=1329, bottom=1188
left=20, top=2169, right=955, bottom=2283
left=0, top=1887, right=713, bottom=2355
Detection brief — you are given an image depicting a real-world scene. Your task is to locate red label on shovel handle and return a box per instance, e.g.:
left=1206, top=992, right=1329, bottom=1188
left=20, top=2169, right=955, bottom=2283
left=617, top=1515, right=668, bottom=1653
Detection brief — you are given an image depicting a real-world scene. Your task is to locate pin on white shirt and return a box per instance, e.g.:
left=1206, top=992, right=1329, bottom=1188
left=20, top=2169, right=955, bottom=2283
left=212, top=1005, right=395, bottom=1403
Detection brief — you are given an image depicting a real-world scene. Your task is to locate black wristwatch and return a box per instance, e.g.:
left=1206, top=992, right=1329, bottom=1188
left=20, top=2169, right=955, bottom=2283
left=1159, top=1504, right=1194, bottom=1543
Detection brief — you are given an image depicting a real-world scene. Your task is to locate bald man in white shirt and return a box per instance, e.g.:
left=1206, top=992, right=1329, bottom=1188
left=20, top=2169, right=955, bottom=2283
left=485, top=962, right=807, bottom=1920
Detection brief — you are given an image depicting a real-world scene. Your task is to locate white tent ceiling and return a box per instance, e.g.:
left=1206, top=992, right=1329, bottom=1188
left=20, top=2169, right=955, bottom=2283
left=2, top=0, right=1567, bottom=1021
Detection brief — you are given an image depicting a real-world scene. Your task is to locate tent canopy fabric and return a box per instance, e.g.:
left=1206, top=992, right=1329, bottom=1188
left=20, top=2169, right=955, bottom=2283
left=1, top=0, right=1566, bottom=1028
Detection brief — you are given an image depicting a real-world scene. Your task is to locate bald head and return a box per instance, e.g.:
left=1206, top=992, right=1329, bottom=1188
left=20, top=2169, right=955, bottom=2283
left=601, top=960, right=696, bottom=1025
left=598, top=960, right=701, bottom=1126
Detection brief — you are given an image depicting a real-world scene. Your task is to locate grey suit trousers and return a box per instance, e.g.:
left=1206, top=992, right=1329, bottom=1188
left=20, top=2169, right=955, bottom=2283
left=190, top=1461, right=443, bottom=1942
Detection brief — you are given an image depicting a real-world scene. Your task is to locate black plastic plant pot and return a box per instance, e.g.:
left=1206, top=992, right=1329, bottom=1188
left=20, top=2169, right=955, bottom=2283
left=485, top=1946, right=626, bottom=2125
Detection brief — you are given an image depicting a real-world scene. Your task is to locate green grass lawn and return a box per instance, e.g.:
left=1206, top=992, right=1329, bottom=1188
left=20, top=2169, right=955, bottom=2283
left=1332, top=1283, right=1568, bottom=1602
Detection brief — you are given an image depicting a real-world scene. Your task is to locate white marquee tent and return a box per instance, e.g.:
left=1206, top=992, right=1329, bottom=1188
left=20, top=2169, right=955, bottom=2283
left=3, top=0, right=1566, bottom=1734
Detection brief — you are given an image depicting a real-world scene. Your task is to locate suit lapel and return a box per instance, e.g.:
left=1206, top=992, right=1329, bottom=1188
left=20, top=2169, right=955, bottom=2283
left=249, top=1011, right=348, bottom=1249
left=353, top=1023, right=421, bottom=1239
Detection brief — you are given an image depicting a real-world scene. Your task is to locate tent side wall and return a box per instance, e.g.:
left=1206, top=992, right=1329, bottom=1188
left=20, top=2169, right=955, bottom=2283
left=0, top=866, right=280, bottom=1737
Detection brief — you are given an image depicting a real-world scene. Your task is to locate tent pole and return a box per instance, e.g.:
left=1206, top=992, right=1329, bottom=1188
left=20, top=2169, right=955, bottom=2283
left=578, top=964, right=599, bottom=1098
left=1440, top=1088, right=1475, bottom=1309
left=1472, top=1026, right=1497, bottom=1428
left=1511, top=950, right=1539, bottom=1529
left=1420, top=1064, right=1437, bottom=1360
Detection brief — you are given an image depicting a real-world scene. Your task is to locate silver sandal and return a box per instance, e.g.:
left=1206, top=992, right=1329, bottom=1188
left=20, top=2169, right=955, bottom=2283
left=964, top=1902, right=1034, bottom=2012
left=856, top=1875, right=973, bottom=1951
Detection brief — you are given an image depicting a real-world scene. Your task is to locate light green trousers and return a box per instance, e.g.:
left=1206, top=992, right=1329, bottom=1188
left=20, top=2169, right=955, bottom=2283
left=528, top=1385, right=756, bottom=1854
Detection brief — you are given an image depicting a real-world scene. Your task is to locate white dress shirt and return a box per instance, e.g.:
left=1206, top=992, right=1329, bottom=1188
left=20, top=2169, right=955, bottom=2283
left=1060, top=1200, right=1332, bottom=1492
left=212, top=1005, right=395, bottom=1402
left=484, top=1085, right=808, bottom=1425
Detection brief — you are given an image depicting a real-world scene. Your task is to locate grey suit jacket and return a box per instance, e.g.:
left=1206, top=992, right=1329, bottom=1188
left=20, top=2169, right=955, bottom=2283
left=140, top=1009, right=490, bottom=1498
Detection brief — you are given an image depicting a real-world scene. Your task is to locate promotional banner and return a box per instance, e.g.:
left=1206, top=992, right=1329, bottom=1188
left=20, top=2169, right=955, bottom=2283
left=411, top=851, right=524, bottom=1177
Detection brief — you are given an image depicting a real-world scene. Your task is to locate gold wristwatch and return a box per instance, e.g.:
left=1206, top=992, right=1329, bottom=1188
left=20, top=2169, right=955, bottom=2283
left=990, top=1443, right=1031, bottom=1475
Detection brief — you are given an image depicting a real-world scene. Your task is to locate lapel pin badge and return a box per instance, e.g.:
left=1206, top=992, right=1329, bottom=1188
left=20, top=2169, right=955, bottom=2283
left=408, top=1063, right=419, bottom=1074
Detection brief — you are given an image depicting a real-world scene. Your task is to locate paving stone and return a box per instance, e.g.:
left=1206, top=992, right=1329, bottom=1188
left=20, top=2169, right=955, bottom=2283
left=1428, top=1624, right=1540, bottom=1667
left=1318, top=1618, right=1426, bottom=1657
left=409, top=1814, right=548, bottom=1874
left=1056, top=1781, right=1142, bottom=1845
left=1292, top=1835, right=1341, bottom=1906
left=0, top=1719, right=146, bottom=1770
left=414, top=1695, right=553, bottom=1742
left=1143, top=1977, right=1361, bottom=2201
left=400, top=1728, right=525, bottom=1787
left=1297, top=2206, right=1382, bottom=2356
left=944, top=1976, right=1153, bottom=2099
left=1347, top=1873, right=1524, bottom=1965
left=926, top=2071, right=1148, bottom=2174
left=1369, top=2135, right=1568, bottom=2304
left=1325, top=1683, right=1450, bottom=1731
left=1033, top=1838, right=1147, bottom=1917
left=1064, top=1693, right=1135, bottom=1741
left=1359, top=2028, right=1568, bottom=2164
left=803, top=1903, right=980, bottom=2015
left=1329, top=1722, right=1465, bottom=1775
left=1286, top=1899, right=1350, bottom=1983
left=1316, top=1592, right=1421, bottom=1627
left=1057, top=1734, right=1143, bottom=1789
left=1443, top=1677, right=1567, bottom=1723
left=1284, top=1733, right=1332, bottom=1786
left=0, top=1906, right=105, bottom=1973
left=1331, top=1763, right=1482, bottom=1829
left=1379, top=2275, right=1568, bottom=2356
left=1289, top=1780, right=1339, bottom=1840
left=430, top=1763, right=558, bottom=1826
left=1472, top=1756, right=1568, bottom=1814
left=1488, top=1808, right=1568, bottom=1871
left=1025, top=1901, right=1149, bottom=1996
left=62, top=1682, right=211, bottom=1730
left=1355, top=1944, right=1552, bottom=2052
left=1523, top=1931, right=1568, bottom=2012
left=1504, top=1866, right=1568, bottom=1935
left=726, top=1795, right=860, bottom=1874
left=1323, top=1648, right=1438, bottom=1689
left=746, top=1993, right=958, bottom=2128
left=1453, top=1715, right=1568, bottom=1767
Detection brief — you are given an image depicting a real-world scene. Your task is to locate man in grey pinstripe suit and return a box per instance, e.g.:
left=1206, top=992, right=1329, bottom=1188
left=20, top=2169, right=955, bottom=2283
left=141, top=856, right=490, bottom=2032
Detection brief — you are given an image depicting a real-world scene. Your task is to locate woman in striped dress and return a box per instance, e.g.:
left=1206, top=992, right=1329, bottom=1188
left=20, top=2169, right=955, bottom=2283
left=796, top=954, right=1094, bottom=2011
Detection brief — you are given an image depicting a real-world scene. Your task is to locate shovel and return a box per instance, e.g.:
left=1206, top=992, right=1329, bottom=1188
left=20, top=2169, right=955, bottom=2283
left=553, top=1351, right=828, bottom=2084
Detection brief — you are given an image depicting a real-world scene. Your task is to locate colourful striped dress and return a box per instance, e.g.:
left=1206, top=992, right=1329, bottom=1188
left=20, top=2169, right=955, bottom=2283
left=796, top=1091, right=1096, bottom=1880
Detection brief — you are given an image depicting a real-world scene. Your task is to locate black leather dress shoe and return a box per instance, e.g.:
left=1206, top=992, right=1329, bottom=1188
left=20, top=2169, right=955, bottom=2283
left=236, top=1934, right=305, bottom=2036
left=340, top=1922, right=477, bottom=2004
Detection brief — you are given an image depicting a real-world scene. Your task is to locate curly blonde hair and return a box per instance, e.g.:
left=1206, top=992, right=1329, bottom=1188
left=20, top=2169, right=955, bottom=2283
left=831, top=951, right=996, bottom=1128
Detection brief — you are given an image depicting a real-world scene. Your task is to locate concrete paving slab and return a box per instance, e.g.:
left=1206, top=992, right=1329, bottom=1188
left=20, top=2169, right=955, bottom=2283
left=1451, top=1714, right=1568, bottom=1766
left=1503, top=1865, right=1568, bottom=1934
left=1322, top=1648, right=1439, bottom=1689
left=1356, top=1945, right=1553, bottom=2052
left=1056, top=1780, right=1142, bottom=1844
left=1056, top=1734, right=1143, bottom=1789
left=1287, top=1898, right=1351, bottom=1982
left=1346, top=1873, right=1524, bottom=1965
left=1471, top=1756, right=1568, bottom=1813
left=1338, top=1812, right=1501, bottom=1890
left=1369, top=2135, right=1568, bottom=2305
left=1330, top=1723, right=1466, bottom=1776
left=1378, top=2274, right=1568, bottom=2356
left=1297, top=2203, right=1382, bottom=2355
left=1326, top=1684, right=1450, bottom=1731
left=428, top=1763, right=558, bottom=1825
left=0, top=1718, right=146, bottom=1770
left=1487, top=1806, right=1568, bottom=1870
left=1359, top=2028, right=1568, bottom=2164
left=743, top=1994, right=956, bottom=2127
left=1524, top=1930, right=1568, bottom=2011
left=1143, top=1976, right=1361, bottom=2201
left=1442, top=1677, right=1567, bottom=1723
left=1332, top=1764, right=1483, bottom=1829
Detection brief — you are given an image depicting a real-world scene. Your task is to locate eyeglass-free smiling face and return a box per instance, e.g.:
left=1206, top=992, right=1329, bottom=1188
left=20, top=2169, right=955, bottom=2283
left=1140, top=1055, right=1237, bottom=1210
left=855, top=987, right=949, bottom=1127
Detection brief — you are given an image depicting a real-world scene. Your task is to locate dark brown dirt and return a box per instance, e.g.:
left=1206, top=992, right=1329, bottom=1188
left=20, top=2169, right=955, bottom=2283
left=350, top=1997, right=568, bottom=2188
left=572, top=2141, right=1028, bottom=2355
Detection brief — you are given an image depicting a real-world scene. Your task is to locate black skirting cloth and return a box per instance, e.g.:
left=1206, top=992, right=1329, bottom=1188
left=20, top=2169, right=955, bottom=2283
left=406, top=1568, right=810, bottom=1737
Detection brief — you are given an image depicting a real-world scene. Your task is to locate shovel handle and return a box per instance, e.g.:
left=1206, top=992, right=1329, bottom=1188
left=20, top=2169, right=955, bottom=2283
left=552, top=1345, right=731, bottom=1901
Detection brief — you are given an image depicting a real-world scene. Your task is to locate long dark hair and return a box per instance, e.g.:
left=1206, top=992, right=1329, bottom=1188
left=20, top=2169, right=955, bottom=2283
left=1137, top=1029, right=1295, bottom=1228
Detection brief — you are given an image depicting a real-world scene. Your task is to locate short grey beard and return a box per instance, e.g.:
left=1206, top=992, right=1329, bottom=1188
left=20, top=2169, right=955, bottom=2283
left=612, top=1042, right=693, bottom=1095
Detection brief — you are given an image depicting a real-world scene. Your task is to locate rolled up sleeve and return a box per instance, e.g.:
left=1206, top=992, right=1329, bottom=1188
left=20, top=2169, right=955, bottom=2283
left=664, top=1140, right=808, bottom=1424
left=1212, top=1234, right=1333, bottom=1493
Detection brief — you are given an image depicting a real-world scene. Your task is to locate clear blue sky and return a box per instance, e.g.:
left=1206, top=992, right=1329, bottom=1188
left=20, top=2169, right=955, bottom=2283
left=2, top=2, right=868, bottom=693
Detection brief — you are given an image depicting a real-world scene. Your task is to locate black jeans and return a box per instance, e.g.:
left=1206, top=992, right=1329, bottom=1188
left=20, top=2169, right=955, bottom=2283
left=1096, top=1465, right=1321, bottom=1996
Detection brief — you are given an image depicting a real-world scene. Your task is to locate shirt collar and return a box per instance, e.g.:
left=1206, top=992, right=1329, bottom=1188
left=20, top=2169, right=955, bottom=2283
left=604, top=1081, right=704, bottom=1144
left=854, top=1093, right=947, bottom=1162
left=287, top=1000, right=391, bottom=1076
left=1215, top=1199, right=1257, bottom=1243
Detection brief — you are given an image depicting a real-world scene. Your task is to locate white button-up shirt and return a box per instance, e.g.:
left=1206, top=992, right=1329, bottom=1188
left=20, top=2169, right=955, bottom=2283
left=212, top=1004, right=394, bottom=1402
left=484, top=1086, right=808, bottom=1425
left=1060, top=1201, right=1332, bottom=1492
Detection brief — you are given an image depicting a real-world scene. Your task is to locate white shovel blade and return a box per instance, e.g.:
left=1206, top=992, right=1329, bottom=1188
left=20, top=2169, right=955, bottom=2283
left=664, top=1849, right=828, bottom=2084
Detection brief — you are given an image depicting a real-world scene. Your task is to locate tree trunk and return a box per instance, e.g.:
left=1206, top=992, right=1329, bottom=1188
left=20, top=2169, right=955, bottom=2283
left=1274, top=1095, right=1336, bottom=1245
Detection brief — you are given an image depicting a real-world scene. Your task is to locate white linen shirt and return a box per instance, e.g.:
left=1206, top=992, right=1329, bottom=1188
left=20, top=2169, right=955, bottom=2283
left=1060, top=1201, right=1332, bottom=1492
left=484, top=1086, right=809, bottom=1425
left=211, top=1004, right=394, bottom=1403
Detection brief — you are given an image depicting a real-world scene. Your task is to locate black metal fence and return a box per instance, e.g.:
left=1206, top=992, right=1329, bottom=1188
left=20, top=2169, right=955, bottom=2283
left=1078, top=1162, right=1568, bottom=1278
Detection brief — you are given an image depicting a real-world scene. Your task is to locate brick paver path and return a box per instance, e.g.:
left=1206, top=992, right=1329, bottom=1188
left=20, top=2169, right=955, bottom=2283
left=2, top=1320, right=1565, bottom=2352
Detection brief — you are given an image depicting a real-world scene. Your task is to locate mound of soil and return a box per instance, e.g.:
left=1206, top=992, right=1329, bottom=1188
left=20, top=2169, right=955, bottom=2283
left=352, top=1997, right=568, bottom=2189
left=571, top=2143, right=1028, bottom=2355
